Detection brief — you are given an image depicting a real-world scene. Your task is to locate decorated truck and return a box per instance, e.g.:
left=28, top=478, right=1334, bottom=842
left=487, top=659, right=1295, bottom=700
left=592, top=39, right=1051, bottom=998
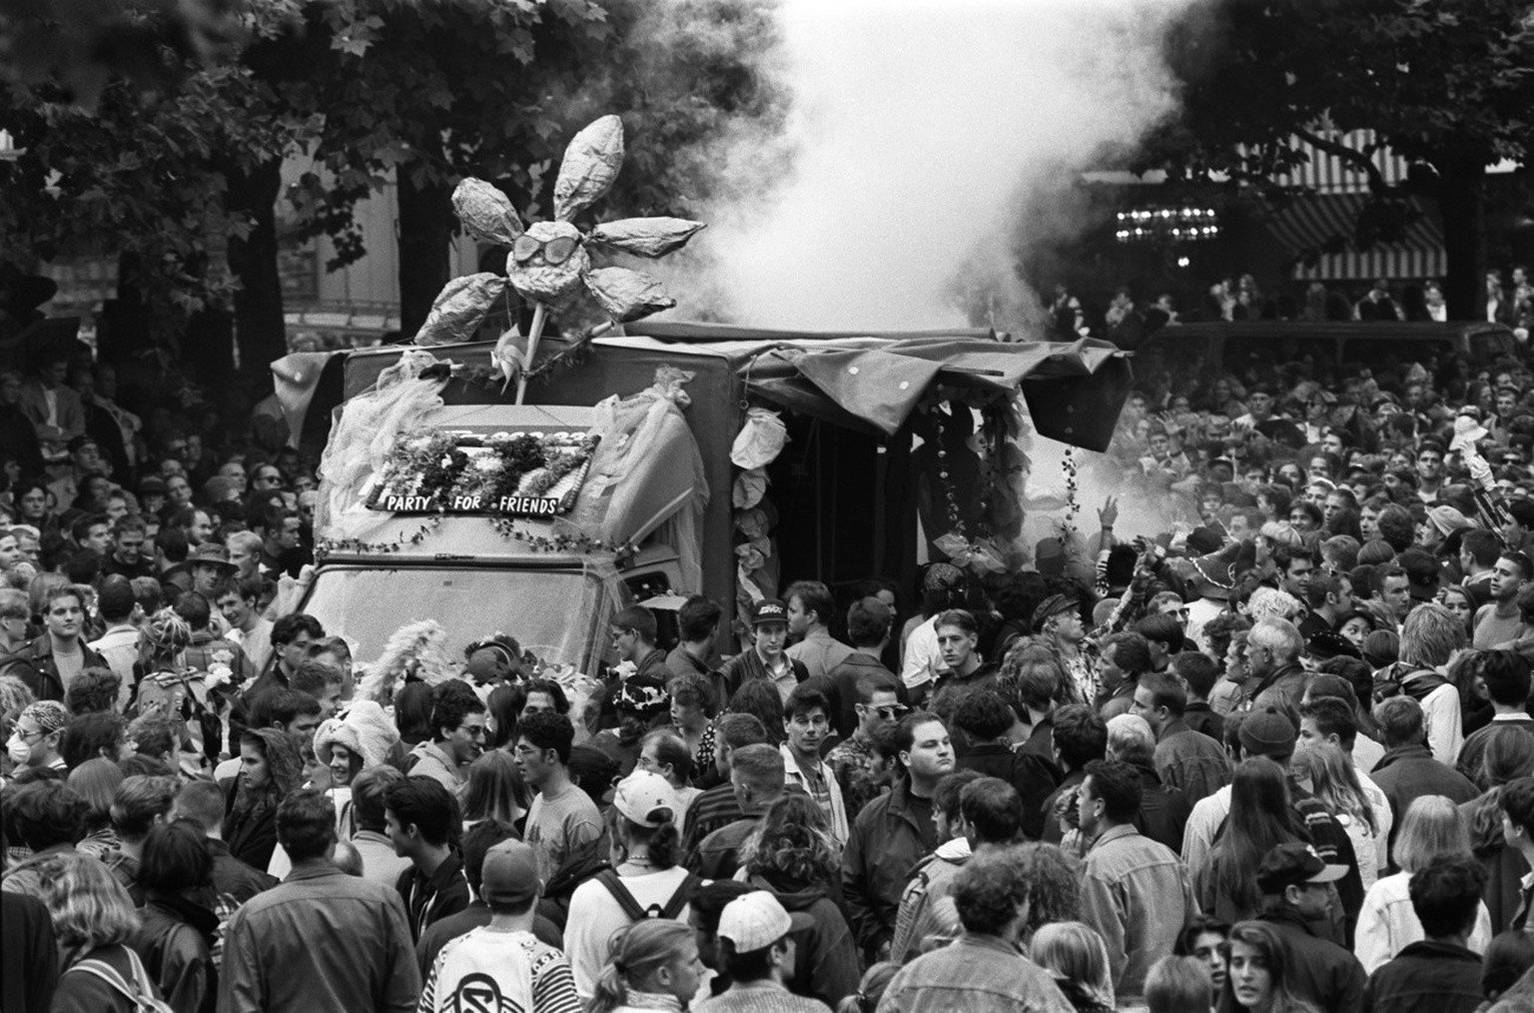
left=284, top=116, right=1132, bottom=676
left=293, top=323, right=1131, bottom=674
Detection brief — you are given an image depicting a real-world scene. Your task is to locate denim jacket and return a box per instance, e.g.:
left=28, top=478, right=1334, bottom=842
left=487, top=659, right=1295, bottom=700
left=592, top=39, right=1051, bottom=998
left=1079, top=823, right=1196, bottom=1000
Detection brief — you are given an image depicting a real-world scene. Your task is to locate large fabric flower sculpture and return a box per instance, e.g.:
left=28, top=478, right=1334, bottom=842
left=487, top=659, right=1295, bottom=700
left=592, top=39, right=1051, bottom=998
left=413, top=115, right=705, bottom=402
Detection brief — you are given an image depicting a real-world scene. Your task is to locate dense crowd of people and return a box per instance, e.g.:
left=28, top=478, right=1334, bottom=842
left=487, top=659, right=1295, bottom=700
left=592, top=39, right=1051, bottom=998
left=12, top=286, right=1534, bottom=1013
left=1048, top=267, right=1533, bottom=343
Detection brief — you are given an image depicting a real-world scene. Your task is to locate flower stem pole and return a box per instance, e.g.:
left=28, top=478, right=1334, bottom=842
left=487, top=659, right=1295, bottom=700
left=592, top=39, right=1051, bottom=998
left=515, top=302, right=549, bottom=405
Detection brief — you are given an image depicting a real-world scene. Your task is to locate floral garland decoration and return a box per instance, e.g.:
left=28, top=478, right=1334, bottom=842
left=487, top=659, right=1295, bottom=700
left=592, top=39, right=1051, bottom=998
left=1060, top=446, right=1081, bottom=537
left=316, top=515, right=446, bottom=559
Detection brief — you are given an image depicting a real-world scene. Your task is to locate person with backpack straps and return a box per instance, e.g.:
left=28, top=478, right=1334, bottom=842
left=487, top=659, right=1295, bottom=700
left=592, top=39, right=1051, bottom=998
left=30, top=851, right=175, bottom=1012
left=565, top=770, right=703, bottom=1003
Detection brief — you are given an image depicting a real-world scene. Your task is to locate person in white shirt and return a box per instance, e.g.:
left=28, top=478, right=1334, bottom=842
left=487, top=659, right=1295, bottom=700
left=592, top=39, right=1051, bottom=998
left=900, top=563, right=967, bottom=700
left=215, top=574, right=274, bottom=674
left=1397, top=603, right=1466, bottom=767
left=87, top=577, right=142, bottom=710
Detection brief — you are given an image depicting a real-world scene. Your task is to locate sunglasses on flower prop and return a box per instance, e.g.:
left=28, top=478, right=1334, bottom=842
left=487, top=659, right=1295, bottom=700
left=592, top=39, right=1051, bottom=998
left=512, top=233, right=580, bottom=266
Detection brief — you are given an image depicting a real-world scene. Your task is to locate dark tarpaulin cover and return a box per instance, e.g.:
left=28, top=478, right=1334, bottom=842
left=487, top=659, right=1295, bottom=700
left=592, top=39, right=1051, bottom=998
left=733, top=335, right=1132, bottom=451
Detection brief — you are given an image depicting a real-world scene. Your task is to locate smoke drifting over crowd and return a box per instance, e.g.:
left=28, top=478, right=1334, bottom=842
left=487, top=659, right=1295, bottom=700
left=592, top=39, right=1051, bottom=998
left=686, top=0, right=1196, bottom=334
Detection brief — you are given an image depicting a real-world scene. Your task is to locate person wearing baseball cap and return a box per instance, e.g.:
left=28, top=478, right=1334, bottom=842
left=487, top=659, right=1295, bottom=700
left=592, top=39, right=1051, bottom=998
left=1253, top=842, right=1366, bottom=1011
left=565, top=769, right=701, bottom=1001
left=717, top=599, right=807, bottom=707
left=1032, top=593, right=1093, bottom=705
left=418, top=839, right=580, bottom=1013
left=695, top=891, right=821, bottom=1013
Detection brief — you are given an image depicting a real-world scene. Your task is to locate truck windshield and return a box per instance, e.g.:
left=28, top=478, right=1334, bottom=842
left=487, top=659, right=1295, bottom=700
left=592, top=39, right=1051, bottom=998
left=300, top=567, right=607, bottom=670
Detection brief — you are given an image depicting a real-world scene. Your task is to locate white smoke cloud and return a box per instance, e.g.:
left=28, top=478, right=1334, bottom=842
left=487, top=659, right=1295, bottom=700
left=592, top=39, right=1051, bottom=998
left=681, top=0, right=1197, bottom=333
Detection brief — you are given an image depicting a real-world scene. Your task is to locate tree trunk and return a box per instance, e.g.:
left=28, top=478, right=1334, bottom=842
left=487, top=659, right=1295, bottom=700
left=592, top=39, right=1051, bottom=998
left=396, top=165, right=452, bottom=338
left=225, top=157, right=286, bottom=390
left=1435, top=155, right=1486, bottom=322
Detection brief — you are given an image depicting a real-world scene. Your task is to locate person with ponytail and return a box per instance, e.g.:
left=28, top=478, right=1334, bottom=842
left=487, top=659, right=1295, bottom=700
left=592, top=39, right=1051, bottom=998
left=588, top=919, right=704, bottom=1013
left=565, top=770, right=702, bottom=1002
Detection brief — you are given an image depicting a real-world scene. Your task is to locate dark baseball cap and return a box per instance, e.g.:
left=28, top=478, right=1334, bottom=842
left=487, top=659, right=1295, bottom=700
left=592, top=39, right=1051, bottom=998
left=478, top=840, right=540, bottom=908
left=749, top=598, right=788, bottom=627
left=1256, top=842, right=1348, bottom=894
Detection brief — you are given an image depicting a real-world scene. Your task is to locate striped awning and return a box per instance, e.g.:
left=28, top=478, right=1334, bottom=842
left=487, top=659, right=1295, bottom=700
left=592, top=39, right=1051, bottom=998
left=1264, top=192, right=1446, bottom=281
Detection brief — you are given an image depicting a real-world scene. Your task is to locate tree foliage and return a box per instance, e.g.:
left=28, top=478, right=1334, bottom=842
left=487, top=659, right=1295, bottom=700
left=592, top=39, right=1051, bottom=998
left=1137, top=0, right=1533, bottom=314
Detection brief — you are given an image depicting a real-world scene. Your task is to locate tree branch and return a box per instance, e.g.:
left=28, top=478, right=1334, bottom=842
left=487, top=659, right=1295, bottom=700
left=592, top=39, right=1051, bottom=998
left=1293, top=127, right=1393, bottom=194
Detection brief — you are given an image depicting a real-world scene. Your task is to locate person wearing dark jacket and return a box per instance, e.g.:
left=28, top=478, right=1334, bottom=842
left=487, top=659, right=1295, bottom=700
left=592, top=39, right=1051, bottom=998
left=0, top=890, right=57, bottom=1012
left=221, top=727, right=303, bottom=872
left=1254, top=843, right=1368, bottom=1013
left=1362, top=856, right=1487, bottom=1012
left=953, top=690, right=1059, bottom=840
left=169, top=780, right=278, bottom=903
left=1039, top=705, right=1106, bottom=846
left=1106, top=714, right=1191, bottom=852
left=385, top=776, right=470, bottom=942
left=842, top=712, right=953, bottom=960
left=736, top=793, right=860, bottom=1009
left=131, top=821, right=219, bottom=1013
left=0, top=584, right=107, bottom=701
left=1369, top=696, right=1478, bottom=847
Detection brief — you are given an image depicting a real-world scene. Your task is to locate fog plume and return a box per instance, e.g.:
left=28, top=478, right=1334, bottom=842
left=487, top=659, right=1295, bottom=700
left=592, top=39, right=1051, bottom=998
left=684, top=0, right=1196, bottom=333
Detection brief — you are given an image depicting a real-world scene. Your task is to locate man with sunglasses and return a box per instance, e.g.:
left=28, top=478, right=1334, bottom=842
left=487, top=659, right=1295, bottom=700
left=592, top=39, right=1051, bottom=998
left=828, top=671, right=905, bottom=817
left=5, top=700, right=68, bottom=775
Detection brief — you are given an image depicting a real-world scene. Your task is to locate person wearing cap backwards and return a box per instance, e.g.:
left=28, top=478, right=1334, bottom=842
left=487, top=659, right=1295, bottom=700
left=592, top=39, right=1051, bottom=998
left=565, top=769, right=701, bottom=1001
left=693, top=891, right=829, bottom=1013
left=1252, top=842, right=1367, bottom=1013
left=419, top=839, right=580, bottom=1013
left=877, top=846, right=1074, bottom=1013
left=718, top=599, right=807, bottom=706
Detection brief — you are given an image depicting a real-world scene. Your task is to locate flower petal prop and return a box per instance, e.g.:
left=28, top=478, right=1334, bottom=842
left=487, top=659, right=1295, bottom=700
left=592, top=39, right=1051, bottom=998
left=415, top=273, right=507, bottom=346
left=452, top=178, right=523, bottom=246
left=583, top=266, right=675, bottom=322
left=430, top=115, right=705, bottom=402
left=554, top=114, right=625, bottom=222
left=589, top=217, right=706, bottom=258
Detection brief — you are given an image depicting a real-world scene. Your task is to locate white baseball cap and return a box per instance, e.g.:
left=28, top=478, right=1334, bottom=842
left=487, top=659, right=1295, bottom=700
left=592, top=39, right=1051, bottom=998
left=716, top=891, right=814, bottom=953
left=612, top=770, right=681, bottom=828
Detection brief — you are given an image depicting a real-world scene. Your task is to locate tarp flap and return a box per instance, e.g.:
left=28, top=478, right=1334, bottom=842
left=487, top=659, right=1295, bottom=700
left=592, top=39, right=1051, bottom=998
left=791, top=347, right=943, bottom=435
left=738, top=336, right=1129, bottom=444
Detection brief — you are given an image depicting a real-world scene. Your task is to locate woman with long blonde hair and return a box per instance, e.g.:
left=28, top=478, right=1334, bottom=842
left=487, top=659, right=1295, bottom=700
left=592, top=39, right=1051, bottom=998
left=31, top=850, right=167, bottom=1009
left=1292, top=742, right=1380, bottom=887
left=1030, top=921, right=1114, bottom=1011
left=1354, top=794, right=1493, bottom=973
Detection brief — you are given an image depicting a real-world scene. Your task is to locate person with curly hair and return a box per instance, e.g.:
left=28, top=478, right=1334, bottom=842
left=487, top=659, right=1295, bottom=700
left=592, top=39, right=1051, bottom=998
left=736, top=793, right=859, bottom=1009
left=220, top=726, right=302, bottom=871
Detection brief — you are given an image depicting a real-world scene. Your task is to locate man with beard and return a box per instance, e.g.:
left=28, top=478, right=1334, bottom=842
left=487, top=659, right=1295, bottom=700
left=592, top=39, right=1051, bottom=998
left=102, top=515, right=154, bottom=579
left=842, top=711, right=955, bottom=962
left=1299, top=573, right=1354, bottom=639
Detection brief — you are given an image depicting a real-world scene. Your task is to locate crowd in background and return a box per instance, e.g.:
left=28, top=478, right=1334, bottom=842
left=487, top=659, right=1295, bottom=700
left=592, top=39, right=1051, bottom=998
left=15, top=278, right=1534, bottom=1013
left=1048, top=265, right=1534, bottom=344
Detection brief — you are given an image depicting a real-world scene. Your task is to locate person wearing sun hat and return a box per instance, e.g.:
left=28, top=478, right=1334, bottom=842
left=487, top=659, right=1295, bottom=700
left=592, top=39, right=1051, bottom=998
left=1253, top=842, right=1367, bottom=1012
left=564, top=769, right=702, bottom=1002
left=693, top=891, right=825, bottom=1013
